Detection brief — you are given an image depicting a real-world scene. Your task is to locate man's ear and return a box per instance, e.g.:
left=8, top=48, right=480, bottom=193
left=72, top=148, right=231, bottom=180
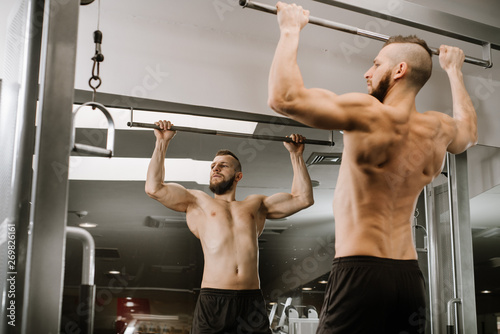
left=235, top=172, right=243, bottom=183
left=393, top=62, right=408, bottom=80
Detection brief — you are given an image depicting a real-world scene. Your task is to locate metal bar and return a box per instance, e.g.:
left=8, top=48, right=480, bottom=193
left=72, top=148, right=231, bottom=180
left=447, top=298, right=461, bottom=334
left=313, top=0, right=500, bottom=51
left=446, top=154, right=459, bottom=300
left=22, top=0, right=80, bottom=332
left=66, top=227, right=95, bottom=285
left=447, top=152, right=478, bottom=334
left=73, top=143, right=113, bottom=158
left=66, top=227, right=96, bottom=334
left=127, top=121, right=334, bottom=146
left=240, top=0, right=492, bottom=68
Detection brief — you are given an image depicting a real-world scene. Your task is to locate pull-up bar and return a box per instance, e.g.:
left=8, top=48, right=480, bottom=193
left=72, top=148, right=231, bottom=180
left=126, top=109, right=334, bottom=146
left=239, top=0, right=493, bottom=68
left=127, top=121, right=334, bottom=146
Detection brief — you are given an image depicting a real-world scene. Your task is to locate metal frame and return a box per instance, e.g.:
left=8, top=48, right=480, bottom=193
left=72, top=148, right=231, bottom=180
left=73, top=88, right=311, bottom=128
left=240, top=0, right=493, bottom=68
left=21, top=0, right=81, bottom=332
left=424, top=152, right=477, bottom=334
left=0, top=0, right=45, bottom=333
left=447, top=152, right=477, bottom=334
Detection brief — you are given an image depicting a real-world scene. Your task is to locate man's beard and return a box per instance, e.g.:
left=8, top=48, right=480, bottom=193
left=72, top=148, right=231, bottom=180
left=370, top=71, right=392, bottom=103
left=209, top=174, right=236, bottom=195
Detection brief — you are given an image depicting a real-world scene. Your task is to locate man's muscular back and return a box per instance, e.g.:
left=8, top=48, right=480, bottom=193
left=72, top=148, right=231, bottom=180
left=333, top=107, right=456, bottom=260
left=186, top=191, right=268, bottom=290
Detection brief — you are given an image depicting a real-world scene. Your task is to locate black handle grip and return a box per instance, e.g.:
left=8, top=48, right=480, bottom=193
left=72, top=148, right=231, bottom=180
left=93, top=30, right=103, bottom=44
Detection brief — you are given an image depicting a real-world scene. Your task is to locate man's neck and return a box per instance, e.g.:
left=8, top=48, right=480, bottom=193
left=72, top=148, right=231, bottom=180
left=383, top=86, right=418, bottom=113
left=213, top=191, right=237, bottom=202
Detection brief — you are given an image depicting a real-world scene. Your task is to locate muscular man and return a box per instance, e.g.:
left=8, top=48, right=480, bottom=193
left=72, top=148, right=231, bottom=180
left=268, top=3, right=477, bottom=333
left=145, top=120, right=314, bottom=333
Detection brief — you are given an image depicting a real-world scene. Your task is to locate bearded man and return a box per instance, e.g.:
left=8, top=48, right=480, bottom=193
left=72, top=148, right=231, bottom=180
left=146, top=120, right=314, bottom=333
left=267, top=2, right=477, bottom=333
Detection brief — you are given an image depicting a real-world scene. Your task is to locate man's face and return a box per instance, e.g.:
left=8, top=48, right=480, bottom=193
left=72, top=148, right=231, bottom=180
left=209, top=155, right=239, bottom=195
left=364, top=47, right=394, bottom=103
left=369, top=69, right=392, bottom=103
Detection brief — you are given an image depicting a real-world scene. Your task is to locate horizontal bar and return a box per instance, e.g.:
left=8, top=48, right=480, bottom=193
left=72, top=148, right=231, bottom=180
left=239, top=0, right=492, bottom=68
left=127, top=121, right=334, bottom=146
left=73, top=143, right=113, bottom=158
left=313, top=0, right=500, bottom=51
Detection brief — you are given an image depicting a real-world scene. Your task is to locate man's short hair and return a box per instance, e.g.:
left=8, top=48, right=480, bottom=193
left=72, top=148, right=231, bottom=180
left=383, top=35, right=433, bottom=90
left=215, top=149, right=241, bottom=172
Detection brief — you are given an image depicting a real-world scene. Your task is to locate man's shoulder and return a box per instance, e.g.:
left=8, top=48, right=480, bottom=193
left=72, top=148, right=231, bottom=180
left=241, top=194, right=267, bottom=202
left=420, top=110, right=455, bottom=127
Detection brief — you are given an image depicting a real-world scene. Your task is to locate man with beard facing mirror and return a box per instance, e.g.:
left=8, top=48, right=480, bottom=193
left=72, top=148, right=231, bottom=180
left=145, top=120, right=314, bottom=334
left=267, top=2, right=477, bottom=334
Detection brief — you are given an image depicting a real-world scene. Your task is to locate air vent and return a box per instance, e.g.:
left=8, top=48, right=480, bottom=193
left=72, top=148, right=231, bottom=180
left=306, top=152, right=342, bottom=165
left=144, top=216, right=187, bottom=228
left=95, top=248, right=120, bottom=259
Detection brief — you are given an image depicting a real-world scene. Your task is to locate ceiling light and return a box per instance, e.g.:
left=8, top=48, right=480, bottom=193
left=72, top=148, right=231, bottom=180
left=108, top=270, right=120, bottom=275
left=69, top=157, right=211, bottom=184
left=318, top=280, right=328, bottom=284
left=481, top=290, right=492, bottom=294
left=79, top=222, right=98, bottom=228
left=474, top=227, right=500, bottom=238
left=302, top=287, right=312, bottom=291
left=72, top=105, right=258, bottom=134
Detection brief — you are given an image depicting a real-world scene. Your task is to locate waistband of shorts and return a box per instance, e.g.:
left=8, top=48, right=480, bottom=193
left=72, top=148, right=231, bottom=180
left=332, top=255, right=420, bottom=269
left=199, top=288, right=263, bottom=297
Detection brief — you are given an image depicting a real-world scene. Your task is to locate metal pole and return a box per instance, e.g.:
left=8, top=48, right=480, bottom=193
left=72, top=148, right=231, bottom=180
left=22, top=0, right=80, bottom=332
left=239, top=0, right=492, bottom=68
left=67, top=227, right=96, bottom=334
left=127, top=121, right=334, bottom=147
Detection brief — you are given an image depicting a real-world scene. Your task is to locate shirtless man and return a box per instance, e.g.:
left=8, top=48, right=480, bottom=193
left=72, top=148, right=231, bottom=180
left=267, top=3, right=477, bottom=333
left=145, top=120, right=314, bottom=333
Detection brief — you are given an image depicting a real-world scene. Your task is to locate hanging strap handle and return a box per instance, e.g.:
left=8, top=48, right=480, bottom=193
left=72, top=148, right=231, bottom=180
left=71, top=102, right=115, bottom=158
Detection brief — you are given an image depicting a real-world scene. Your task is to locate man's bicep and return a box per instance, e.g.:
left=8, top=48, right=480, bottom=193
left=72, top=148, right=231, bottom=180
left=151, top=183, right=195, bottom=212
left=263, top=192, right=300, bottom=219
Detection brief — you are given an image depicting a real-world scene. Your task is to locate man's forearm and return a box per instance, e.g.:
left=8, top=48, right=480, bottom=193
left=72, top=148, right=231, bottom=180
left=268, top=29, right=305, bottom=111
left=146, top=139, right=169, bottom=194
left=289, top=152, right=314, bottom=206
left=448, top=68, right=478, bottom=143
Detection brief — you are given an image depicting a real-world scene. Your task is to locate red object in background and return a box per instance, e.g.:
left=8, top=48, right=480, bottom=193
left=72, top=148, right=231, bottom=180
left=116, top=298, right=151, bottom=334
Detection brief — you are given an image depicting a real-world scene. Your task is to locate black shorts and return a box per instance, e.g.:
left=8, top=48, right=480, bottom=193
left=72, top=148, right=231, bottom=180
left=191, top=288, right=272, bottom=334
left=317, top=256, right=426, bottom=334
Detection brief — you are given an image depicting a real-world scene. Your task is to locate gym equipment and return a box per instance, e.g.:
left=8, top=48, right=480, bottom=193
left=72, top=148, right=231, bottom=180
left=127, top=109, right=334, bottom=147
left=239, top=0, right=493, bottom=68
